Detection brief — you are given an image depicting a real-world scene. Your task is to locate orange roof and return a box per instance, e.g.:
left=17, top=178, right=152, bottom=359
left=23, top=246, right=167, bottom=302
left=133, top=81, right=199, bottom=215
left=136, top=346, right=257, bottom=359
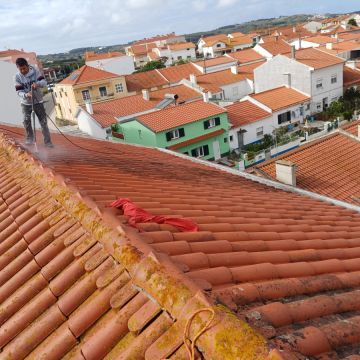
left=343, top=66, right=360, bottom=87
left=258, top=39, right=292, bottom=56
left=128, top=43, right=156, bottom=56
left=200, top=34, right=228, bottom=46
left=225, top=100, right=271, bottom=128
left=227, top=48, right=265, bottom=64
left=196, top=55, right=237, bottom=68
left=84, top=51, right=125, bottom=61
left=338, top=31, right=360, bottom=42
left=133, top=32, right=177, bottom=45
left=59, top=65, right=119, bottom=85
left=257, top=128, right=360, bottom=204
left=136, top=100, right=226, bottom=132
left=272, top=25, right=313, bottom=40
left=229, top=35, right=253, bottom=46
left=196, top=68, right=248, bottom=93
left=286, top=47, right=345, bottom=69
left=303, top=35, right=338, bottom=45
left=157, top=62, right=201, bottom=83
left=0, top=49, right=34, bottom=57
left=147, top=52, right=160, bottom=61
left=88, top=84, right=201, bottom=127
left=251, top=86, right=310, bottom=111
left=237, top=60, right=266, bottom=80
left=318, top=41, right=360, bottom=55
left=168, top=42, right=195, bottom=51
left=125, top=70, right=168, bottom=92
left=2, top=125, right=360, bottom=359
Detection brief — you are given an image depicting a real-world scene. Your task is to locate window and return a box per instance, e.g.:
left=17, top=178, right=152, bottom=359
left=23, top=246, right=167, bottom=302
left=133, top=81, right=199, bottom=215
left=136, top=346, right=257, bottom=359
left=177, top=56, right=182, bottom=60
left=278, top=111, right=291, bottom=124
left=99, top=86, right=107, bottom=97
left=165, top=128, right=185, bottom=141
left=82, top=90, right=90, bottom=101
left=115, top=83, right=124, bottom=93
left=224, top=137, right=228, bottom=143
left=187, top=55, right=191, bottom=59
left=229, top=135, right=234, bottom=142
left=305, top=103, right=310, bottom=111
left=316, top=102, right=322, bottom=110
left=331, top=74, right=337, bottom=84
left=204, top=117, right=220, bottom=129
left=191, top=145, right=209, bottom=158
left=216, top=43, right=222, bottom=48
left=256, top=126, right=264, bottom=137
left=316, top=79, right=323, bottom=89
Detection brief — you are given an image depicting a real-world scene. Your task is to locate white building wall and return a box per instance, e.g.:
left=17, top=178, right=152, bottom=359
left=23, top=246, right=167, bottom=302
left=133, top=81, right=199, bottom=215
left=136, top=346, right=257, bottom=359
left=170, top=48, right=196, bottom=62
left=0, top=61, right=23, bottom=126
left=77, top=109, right=107, bottom=139
left=221, top=80, right=253, bottom=101
left=304, top=21, right=323, bottom=33
left=254, top=55, right=312, bottom=95
left=86, top=56, right=135, bottom=75
left=253, top=44, right=273, bottom=59
left=290, top=40, right=321, bottom=50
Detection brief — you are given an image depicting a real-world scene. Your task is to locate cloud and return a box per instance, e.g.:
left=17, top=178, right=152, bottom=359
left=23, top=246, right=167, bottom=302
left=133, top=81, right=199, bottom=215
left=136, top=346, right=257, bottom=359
left=217, top=0, right=238, bottom=7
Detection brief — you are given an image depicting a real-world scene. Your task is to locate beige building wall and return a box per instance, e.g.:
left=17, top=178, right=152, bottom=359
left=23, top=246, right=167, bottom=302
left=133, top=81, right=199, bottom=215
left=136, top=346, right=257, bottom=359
left=54, top=76, right=128, bottom=122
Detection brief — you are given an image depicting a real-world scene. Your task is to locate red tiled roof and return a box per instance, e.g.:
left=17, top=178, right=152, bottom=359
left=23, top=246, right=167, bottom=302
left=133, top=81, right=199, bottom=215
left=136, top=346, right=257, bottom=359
left=257, top=128, right=360, bottom=204
left=286, top=47, right=345, bottom=70
left=125, top=70, right=168, bottom=92
left=196, top=55, right=236, bottom=67
left=133, top=32, right=177, bottom=45
left=250, top=86, right=310, bottom=111
left=88, top=84, right=201, bottom=127
left=258, top=39, right=292, bottom=56
left=228, top=35, right=253, bottom=46
left=196, top=68, right=248, bottom=93
left=225, top=100, right=271, bottom=128
left=128, top=43, right=157, bottom=56
left=0, top=49, right=35, bottom=57
left=338, top=31, right=360, bottom=42
left=200, top=34, right=228, bottom=46
left=168, top=42, right=195, bottom=51
left=168, top=128, right=225, bottom=150
left=2, top=126, right=360, bottom=358
left=136, top=100, right=226, bottom=132
left=59, top=65, right=119, bottom=85
left=157, top=63, right=201, bottom=83
left=84, top=51, right=125, bottom=61
left=343, top=66, right=360, bottom=87
left=237, top=60, right=266, bottom=80
left=318, top=41, right=360, bottom=55
left=227, top=49, right=265, bottom=64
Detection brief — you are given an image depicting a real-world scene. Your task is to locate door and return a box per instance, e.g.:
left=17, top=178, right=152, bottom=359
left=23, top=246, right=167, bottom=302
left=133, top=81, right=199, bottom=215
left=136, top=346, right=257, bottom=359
left=212, top=141, right=221, bottom=160
left=237, top=130, right=244, bottom=149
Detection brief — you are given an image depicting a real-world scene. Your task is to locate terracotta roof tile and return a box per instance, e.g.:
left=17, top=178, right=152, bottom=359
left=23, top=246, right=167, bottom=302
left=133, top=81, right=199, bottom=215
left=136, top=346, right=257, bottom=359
left=125, top=70, right=168, bottom=92
left=127, top=43, right=157, bottom=56
left=84, top=51, right=125, bottom=61
left=250, top=86, right=310, bottom=111
left=225, top=100, right=272, bottom=128
left=195, top=55, right=237, bottom=67
left=157, top=63, right=202, bottom=83
left=286, top=47, right=346, bottom=70
left=1, top=124, right=360, bottom=358
left=258, top=39, right=292, bottom=56
left=227, top=48, right=265, bottom=64
left=60, top=65, right=119, bottom=85
left=304, top=35, right=339, bottom=45
left=168, top=42, right=195, bottom=51
left=343, top=66, right=360, bottom=87
left=318, top=41, right=360, bottom=55
left=133, top=32, right=177, bottom=45
left=200, top=34, right=228, bottom=46
left=88, top=84, right=201, bottom=127
left=257, top=128, right=360, bottom=204
left=237, top=60, right=266, bottom=80
left=136, top=100, right=226, bottom=132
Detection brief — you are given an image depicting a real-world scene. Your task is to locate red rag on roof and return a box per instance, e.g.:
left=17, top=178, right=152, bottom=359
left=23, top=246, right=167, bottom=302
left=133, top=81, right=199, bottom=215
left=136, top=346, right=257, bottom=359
left=110, top=198, right=199, bottom=232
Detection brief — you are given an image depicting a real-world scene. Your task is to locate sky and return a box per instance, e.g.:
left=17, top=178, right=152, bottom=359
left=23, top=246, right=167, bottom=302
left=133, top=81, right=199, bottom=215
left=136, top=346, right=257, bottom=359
left=1, top=0, right=360, bottom=54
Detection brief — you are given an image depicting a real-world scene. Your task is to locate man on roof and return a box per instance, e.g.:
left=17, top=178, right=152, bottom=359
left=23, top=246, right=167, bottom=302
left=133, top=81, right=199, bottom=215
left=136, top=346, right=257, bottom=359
left=14, top=57, right=53, bottom=147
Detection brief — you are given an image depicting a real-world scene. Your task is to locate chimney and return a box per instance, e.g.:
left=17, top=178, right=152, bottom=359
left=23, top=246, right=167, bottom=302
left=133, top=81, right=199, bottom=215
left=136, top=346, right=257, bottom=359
left=203, top=91, right=209, bottom=103
left=85, top=99, right=93, bottom=115
left=293, top=26, right=296, bottom=33
left=291, top=45, right=296, bottom=59
left=326, top=42, right=333, bottom=50
left=231, top=65, right=238, bottom=75
left=142, top=89, right=150, bottom=101
left=298, top=37, right=302, bottom=49
left=275, top=160, right=297, bottom=186
left=189, top=74, right=197, bottom=85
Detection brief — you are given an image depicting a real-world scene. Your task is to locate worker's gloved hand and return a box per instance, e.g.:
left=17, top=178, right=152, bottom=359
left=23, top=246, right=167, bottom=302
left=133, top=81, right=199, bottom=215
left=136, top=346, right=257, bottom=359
left=32, top=83, right=38, bottom=89
left=26, top=92, right=32, bottom=99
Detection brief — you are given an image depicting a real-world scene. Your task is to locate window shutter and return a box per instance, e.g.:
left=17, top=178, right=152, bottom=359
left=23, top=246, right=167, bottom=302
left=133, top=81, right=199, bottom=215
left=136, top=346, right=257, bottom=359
left=215, top=117, right=221, bottom=126
left=287, top=111, right=291, bottom=121
left=191, top=149, right=197, bottom=157
left=166, top=132, right=172, bottom=141
left=179, top=128, right=185, bottom=137
left=204, top=120, right=209, bottom=129
left=204, top=145, right=209, bottom=156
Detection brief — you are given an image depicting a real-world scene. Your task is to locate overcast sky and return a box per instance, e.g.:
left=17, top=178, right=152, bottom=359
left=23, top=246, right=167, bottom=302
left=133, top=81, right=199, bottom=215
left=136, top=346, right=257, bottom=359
left=1, top=0, right=360, bottom=54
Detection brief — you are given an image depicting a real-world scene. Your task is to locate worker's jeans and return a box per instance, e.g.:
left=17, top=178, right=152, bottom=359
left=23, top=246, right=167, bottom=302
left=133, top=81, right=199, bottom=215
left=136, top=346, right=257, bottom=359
left=21, top=103, right=52, bottom=145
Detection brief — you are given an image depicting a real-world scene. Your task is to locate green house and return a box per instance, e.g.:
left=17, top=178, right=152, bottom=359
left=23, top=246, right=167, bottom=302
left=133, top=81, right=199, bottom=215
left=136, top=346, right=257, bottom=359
left=111, top=100, right=230, bottom=161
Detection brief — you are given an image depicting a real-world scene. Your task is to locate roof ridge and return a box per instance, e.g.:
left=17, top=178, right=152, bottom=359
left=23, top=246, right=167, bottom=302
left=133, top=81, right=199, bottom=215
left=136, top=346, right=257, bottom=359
left=0, top=131, right=275, bottom=359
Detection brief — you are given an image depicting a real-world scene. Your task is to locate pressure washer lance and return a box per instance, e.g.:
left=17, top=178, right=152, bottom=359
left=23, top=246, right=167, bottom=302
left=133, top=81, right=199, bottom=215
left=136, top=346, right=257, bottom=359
left=30, top=86, right=39, bottom=153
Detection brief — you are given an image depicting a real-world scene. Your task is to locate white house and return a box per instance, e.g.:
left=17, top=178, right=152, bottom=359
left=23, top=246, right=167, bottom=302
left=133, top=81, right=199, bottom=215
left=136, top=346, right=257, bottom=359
left=0, top=61, right=24, bottom=127
left=85, top=51, right=135, bottom=75
left=151, top=42, right=196, bottom=66
left=254, top=48, right=345, bottom=113
left=253, top=39, right=292, bottom=59
left=192, top=56, right=238, bottom=74
left=290, top=36, right=337, bottom=50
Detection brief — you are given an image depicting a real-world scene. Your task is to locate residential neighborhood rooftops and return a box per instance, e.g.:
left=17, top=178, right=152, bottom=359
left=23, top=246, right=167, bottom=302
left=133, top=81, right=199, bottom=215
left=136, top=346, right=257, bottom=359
left=286, top=47, right=345, bottom=69
left=84, top=51, right=125, bottom=61
left=2, top=124, right=360, bottom=358
left=258, top=39, right=292, bottom=56
left=168, top=41, right=195, bottom=50
left=200, top=33, right=228, bottom=46
left=318, top=41, right=360, bottom=55
left=343, top=66, right=360, bottom=88
left=157, top=62, right=201, bottom=83
left=59, top=65, right=119, bottom=85
left=338, top=31, right=360, bottom=42
left=200, top=55, right=237, bottom=67
left=256, top=125, right=360, bottom=204
left=225, top=100, right=272, bottom=128
left=227, top=48, right=265, bottom=64
left=125, top=70, right=169, bottom=92
left=302, top=35, right=339, bottom=45
left=133, top=32, right=178, bottom=45
left=250, top=86, right=310, bottom=111
left=135, top=99, right=226, bottom=132
left=85, top=84, right=201, bottom=128
left=127, top=43, right=157, bottom=56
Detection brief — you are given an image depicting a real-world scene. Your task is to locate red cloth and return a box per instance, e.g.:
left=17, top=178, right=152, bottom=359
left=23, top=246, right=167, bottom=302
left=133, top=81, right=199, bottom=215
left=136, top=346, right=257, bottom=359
left=109, top=198, right=198, bottom=232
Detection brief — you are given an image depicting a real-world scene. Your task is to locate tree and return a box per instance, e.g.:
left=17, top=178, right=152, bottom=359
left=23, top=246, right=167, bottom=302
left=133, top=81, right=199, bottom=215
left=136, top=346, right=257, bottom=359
left=348, top=18, right=358, bottom=27
left=171, top=59, right=190, bottom=66
left=134, top=60, right=165, bottom=73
